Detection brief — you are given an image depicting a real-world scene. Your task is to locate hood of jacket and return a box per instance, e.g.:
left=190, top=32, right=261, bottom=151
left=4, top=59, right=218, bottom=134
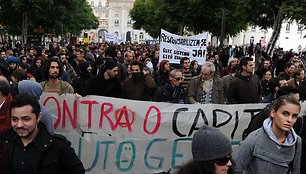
left=235, top=71, right=254, bottom=81
left=263, top=117, right=298, bottom=147
left=18, top=80, right=42, bottom=100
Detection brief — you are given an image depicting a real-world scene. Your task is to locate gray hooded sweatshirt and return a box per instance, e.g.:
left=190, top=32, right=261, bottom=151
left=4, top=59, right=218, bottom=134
left=18, top=80, right=54, bottom=133
left=234, top=117, right=301, bottom=174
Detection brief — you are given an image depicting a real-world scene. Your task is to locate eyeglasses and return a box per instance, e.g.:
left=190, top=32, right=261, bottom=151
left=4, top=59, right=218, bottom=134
left=215, top=154, right=232, bottom=166
left=172, top=76, right=183, bottom=81
left=202, top=72, right=212, bottom=76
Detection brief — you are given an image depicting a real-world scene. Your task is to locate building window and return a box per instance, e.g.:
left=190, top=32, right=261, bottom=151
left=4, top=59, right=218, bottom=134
left=127, top=19, right=132, bottom=26
left=251, top=26, right=256, bottom=32
left=106, top=1, right=109, bottom=7
left=115, top=19, right=119, bottom=26
left=286, top=22, right=291, bottom=33
left=134, top=34, right=138, bottom=41
left=98, top=2, right=102, bottom=8
left=298, top=24, right=303, bottom=33
left=250, top=36, right=254, bottom=44
left=90, top=1, right=94, bottom=7
left=139, top=32, right=144, bottom=41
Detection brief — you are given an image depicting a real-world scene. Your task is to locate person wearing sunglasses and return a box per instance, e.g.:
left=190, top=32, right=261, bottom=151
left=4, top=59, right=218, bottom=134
left=153, top=69, right=187, bottom=103
left=177, top=125, right=233, bottom=174
left=187, top=61, right=225, bottom=104
left=234, top=95, right=302, bottom=174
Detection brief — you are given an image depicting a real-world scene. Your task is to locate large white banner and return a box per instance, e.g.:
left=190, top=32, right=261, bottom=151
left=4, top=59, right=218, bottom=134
left=104, top=33, right=124, bottom=44
left=40, top=93, right=269, bottom=173
left=159, top=29, right=208, bottom=65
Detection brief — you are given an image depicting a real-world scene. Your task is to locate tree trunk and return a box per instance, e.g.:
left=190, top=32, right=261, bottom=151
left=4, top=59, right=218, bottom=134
left=21, top=12, right=28, bottom=45
left=265, top=5, right=285, bottom=56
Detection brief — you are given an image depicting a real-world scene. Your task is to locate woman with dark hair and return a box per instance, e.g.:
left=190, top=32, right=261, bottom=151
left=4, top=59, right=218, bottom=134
left=221, top=57, right=238, bottom=77
left=177, top=125, right=233, bottom=174
left=154, top=59, right=171, bottom=87
left=235, top=95, right=302, bottom=174
left=261, top=70, right=273, bottom=98
left=28, top=57, right=44, bottom=82
left=190, top=60, right=200, bottom=77
left=71, top=61, right=93, bottom=96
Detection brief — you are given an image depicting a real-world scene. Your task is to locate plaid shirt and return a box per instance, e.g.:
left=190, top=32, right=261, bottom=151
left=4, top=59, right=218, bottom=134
left=199, top=89, right=213, bottom=104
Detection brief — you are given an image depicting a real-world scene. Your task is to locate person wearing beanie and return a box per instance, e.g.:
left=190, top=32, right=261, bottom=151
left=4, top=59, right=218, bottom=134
left=177, top=125, right=233, bottom=174
left=6, top=56, right=18, bottom=73
left=234, top=95, right=302, bottom=174
left=87, top=59, right=122, bottom=98
left=221, top=57, right=238, bottom=77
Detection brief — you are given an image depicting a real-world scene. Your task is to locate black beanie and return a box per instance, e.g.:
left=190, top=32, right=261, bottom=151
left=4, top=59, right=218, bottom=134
left=104, top=59, right=117, bottom=70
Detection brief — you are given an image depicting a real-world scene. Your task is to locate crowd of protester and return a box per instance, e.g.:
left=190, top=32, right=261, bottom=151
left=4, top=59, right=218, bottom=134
left=0, top=40, right=306, bottom=173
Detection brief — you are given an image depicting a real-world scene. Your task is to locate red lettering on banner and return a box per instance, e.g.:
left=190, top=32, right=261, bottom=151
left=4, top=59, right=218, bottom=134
left=81, top=100, right=99, bottom=129
left=114, top=106, right=135, bottom=132
left=99, top=103, right=115, bottom=129
left=62, top=99, right=77, bottom=128
left=43, top=96, right=61, bottom=129
left=143, top=106, right=161, bottom=134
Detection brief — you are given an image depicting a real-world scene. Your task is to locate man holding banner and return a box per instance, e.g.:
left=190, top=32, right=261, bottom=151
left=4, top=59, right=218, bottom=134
left=153, top=69, right=187, bottom=103
left=187, top=61, right=225, bottom=104
left=122, top=61, right=156, bottom=101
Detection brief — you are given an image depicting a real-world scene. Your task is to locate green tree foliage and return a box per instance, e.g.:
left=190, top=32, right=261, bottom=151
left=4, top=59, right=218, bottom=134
left=0, top=0, right=98, bottom=36
left=130, top=0, right=183, bottom=38
left=130, top=0, right=248, bottom=38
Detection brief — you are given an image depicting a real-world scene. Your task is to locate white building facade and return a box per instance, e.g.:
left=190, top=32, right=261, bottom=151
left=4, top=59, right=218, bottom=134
left=229, top=20, right=306, bottom=52
left=85, top=0, right=153, bottom=43
left=87, top=0, right=306, bottom=52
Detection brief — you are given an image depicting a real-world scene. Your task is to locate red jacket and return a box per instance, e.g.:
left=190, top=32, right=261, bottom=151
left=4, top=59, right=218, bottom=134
left=0, top=95, right=12, bottom=172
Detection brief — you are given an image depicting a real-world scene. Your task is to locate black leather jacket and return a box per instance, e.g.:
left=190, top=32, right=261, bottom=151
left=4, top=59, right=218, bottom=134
left=1, top=123, right=85, bottom=174
left=154, top=83, right=187, bottom=103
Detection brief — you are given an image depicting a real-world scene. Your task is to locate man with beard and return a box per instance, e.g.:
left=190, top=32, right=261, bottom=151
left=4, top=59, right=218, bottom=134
left=58, top=50, right=77, bottom=83
left=88, top=59, right=122, bottom=98
left=0, top=94, right=85, bottom=174
left=227, top=57, right=262, bottom=104
left=40, top=58, right=74, bottom=95
left=188, top=61, right=225, bottom=104
left=278, top=62, right=296, bottom=81
left=122, top=61, right=156, bottom=101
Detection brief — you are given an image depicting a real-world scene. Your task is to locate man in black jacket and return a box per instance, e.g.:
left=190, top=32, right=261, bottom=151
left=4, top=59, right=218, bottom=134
left=88, top=59, right=122, bottom=98
left=153, top=69, right=186, bottom=103
left=227, top=57, right=262, bottom=104
left=1, top=94, right=85, bottom=174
